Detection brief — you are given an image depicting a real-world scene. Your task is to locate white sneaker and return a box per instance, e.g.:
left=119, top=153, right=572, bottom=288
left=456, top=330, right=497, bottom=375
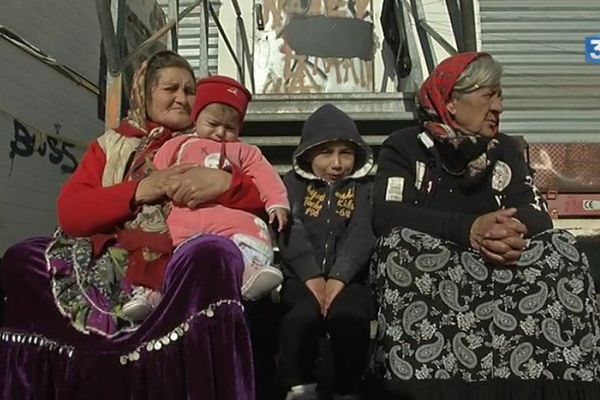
left=285, top=383, right=319, bottom=400
left=241, top=264, right=283, bottom=301
left=121, top=286, right=162, bottom=321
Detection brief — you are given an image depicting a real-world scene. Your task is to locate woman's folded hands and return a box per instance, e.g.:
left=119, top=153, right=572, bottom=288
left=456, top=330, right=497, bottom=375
left=470, top=208, right=528, bottom=266
left=135, top=165, right=233, bottom=208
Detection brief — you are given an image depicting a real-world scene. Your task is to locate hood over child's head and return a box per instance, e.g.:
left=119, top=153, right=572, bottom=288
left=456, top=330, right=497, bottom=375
left=293, top=103, right=373, bottom=181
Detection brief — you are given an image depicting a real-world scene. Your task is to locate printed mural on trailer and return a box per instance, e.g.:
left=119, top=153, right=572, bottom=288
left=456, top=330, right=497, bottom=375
left=255, top=0, right=375, bottom=94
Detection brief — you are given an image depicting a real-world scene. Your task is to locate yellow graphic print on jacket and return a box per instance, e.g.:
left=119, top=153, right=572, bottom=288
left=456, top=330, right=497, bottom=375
left=303, top=184, right=355, bottom=219
left=335, top=187, right=355, bottom=219
left=304, top=185, right=326, bottom=217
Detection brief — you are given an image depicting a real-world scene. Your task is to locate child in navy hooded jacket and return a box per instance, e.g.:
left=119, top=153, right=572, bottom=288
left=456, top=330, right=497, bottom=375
left=277, top=104, right=375, bottom=400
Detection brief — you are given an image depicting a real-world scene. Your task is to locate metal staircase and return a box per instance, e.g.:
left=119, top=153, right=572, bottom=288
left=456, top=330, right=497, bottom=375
left=93, top=0, right=479, bottom=174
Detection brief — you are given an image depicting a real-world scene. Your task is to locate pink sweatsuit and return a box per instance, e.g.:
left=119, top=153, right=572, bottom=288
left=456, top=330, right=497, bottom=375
left=153, top=134, right=289, bottom=264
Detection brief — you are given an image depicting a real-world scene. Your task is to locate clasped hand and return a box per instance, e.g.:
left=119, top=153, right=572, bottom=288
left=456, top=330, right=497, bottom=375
left=134, top=165, right=231, bottom=208
left=135, top=165, right=289, bottom=230
left=305, top=277, right=345, bottom=317
left=469, top=208, right=528, bottom=266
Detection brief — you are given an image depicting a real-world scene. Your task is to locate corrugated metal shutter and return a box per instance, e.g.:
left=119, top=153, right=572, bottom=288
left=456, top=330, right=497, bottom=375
left=157, top=0, right=221, bottom=76
left=480, top=0, right=600, bottom=142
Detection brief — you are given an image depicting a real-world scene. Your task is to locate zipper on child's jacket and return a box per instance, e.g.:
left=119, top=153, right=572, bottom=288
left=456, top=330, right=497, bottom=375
left=321, top=182, right=334, bottom=274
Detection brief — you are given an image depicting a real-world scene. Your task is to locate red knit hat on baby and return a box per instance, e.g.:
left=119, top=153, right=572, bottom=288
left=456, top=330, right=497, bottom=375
left=190, top=75, right=252, bottom=123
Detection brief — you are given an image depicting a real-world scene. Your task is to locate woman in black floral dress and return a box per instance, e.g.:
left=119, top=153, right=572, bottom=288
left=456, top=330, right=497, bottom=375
left=369, top=52, right=600, bottom=399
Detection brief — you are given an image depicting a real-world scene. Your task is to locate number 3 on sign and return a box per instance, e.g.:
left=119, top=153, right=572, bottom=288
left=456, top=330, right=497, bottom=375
left=585, top=36, right=600, bottom=64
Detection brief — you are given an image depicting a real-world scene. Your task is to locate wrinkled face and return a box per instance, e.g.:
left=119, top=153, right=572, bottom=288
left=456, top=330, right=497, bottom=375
left=146, top=67, right=196, bottom=130
left=446, top=85, right=503, bottom=138
left=309, top=141, right=356, bottom=183
left=195, top=103, right=240, bottom=142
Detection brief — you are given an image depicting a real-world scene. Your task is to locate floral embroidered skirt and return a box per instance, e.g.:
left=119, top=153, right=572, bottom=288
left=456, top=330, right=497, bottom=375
left=0, top=235, right=254, bottom=400
left=369, top=228, right=600, bottom=399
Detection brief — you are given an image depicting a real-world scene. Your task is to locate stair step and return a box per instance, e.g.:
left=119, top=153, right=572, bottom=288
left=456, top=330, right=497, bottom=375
left=242, top=135, right=387, bottom=146
left=246, top=92, right=416, bottom=122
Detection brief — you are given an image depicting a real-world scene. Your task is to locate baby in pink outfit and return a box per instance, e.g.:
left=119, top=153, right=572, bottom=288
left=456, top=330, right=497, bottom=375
left=153, top=76, right=289, bottom=301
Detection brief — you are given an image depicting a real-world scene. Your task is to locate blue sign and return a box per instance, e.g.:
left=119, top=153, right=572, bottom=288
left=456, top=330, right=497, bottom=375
left=585, top=35, right=600, bottom=64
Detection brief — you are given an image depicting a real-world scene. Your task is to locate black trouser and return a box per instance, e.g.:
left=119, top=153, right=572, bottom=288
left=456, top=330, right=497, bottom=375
left=0, top=286, right=4, bottom=326
left=0, top=257, right=4, bottom=325
left=278, top=278, right=372, bottom=395
left=245, top=297, right=280, bottom=400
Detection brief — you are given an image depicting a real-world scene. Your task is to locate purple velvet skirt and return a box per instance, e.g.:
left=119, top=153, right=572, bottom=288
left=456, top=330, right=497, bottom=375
left=0, top=235, right=254, bottom=400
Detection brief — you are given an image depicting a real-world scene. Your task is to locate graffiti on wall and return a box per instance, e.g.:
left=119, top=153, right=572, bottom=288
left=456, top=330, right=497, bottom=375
left=255, top=0, right=375, bottom=94
left=9, top=119, right=79, bottom=174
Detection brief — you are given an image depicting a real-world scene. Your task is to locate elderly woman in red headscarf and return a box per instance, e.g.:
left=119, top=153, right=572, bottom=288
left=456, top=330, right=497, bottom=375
left=370, top=52, right=600, bottom=398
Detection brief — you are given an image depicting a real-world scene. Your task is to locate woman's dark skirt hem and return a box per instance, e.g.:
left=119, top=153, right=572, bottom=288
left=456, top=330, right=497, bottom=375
left=376, top=379, right=600, bottom=400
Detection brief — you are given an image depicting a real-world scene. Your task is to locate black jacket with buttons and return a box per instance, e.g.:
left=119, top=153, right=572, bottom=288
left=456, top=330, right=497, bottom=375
left=372, top=125, right=553, bottom=246
left=277, top=104, right=375, bottom=284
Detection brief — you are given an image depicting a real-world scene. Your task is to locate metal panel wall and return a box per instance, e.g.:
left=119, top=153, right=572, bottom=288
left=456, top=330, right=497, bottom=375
left=480, top=0, right=600, bottom=142
left=0, top=38, right=100, bottom=252
left=158, top=0, right=221, bottom=76
left=0, top=0, right=101, bottom=82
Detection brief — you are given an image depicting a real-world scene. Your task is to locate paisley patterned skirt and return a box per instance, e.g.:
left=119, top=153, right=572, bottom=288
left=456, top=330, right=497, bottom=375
left=369, top=228, right=600, bottom=399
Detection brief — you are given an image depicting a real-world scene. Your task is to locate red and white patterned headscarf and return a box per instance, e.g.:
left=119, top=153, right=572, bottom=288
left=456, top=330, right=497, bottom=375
left=418, top=51, right=494, bottom=138
left=418, top=52, right=499, bottom=178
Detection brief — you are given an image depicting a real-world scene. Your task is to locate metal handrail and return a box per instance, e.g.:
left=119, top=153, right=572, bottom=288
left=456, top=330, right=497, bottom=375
left=94, top=0, right=121, bottom=75
left=231, top=0, right=255, bottom=92
left=208, top=1, right=244, bottom=80
left=399, top=0, right=458, bottom=56
left=96, top=0, right=253, bottom=127
left=120, top=0, right=205, bottom=71
left=96, top=0, right=252, bottom=83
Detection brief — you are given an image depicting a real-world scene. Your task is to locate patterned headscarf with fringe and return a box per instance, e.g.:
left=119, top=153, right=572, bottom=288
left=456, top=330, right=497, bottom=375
left=127, top=54, right=151, bottom=131
left=97, top=50, right=194, bottom=290
left=122, top=50, right=191, bottom=182
left=118, top=51, right=196, bottom=289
